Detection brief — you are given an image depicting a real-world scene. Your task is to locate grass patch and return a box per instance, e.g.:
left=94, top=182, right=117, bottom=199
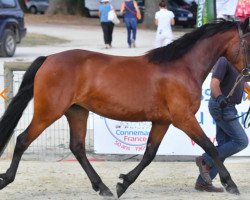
left=19, top=33, right=69, bottom=47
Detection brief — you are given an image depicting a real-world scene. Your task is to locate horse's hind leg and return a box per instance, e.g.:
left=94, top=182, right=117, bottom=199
left=65, top=105, right=113, bottom=197
left=174, top=115, right=239, bottom=194
left=116, top=122, right=170, bottom=198
left=0, top=111, right=62, bottom=190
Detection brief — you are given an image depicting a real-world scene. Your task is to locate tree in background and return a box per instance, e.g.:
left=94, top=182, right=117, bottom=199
left=18, top=0, right=28, bottom=12
left=46, top=0, right=67, bottom=14
left=143, top=0, right=159, bottom=29
left=47, top=0, right=84, bottom=15
left=18, top=0, right=84, bottom=15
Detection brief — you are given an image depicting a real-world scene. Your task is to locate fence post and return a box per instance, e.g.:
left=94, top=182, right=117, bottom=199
left=3, top=62, right=30, bottom=159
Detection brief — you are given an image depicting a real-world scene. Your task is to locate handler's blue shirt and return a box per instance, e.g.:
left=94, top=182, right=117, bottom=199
left=99, top=4, right=112, bottom=22
left=212, top=57, right=244, bottom=104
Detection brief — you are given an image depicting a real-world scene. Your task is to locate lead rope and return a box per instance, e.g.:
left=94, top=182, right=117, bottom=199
left=226, top=74, right=244, bottom=99
left=221, top=74, right=243, bottom=121
left=244, top=106, right=250, bottom=128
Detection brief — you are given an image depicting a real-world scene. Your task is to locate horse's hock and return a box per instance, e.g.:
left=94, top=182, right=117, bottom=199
left=2, top=61, right=94, bottom=161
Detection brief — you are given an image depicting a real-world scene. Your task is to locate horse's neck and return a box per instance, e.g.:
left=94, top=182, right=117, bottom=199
left=187, top=34, right=234, bottom=85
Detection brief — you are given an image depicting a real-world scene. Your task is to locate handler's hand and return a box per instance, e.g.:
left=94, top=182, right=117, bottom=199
left=216, top=95, right=228, bottom=109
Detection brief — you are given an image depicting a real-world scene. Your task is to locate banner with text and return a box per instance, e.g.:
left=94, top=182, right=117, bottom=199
left=196, top=0, right=216, bottom=27
left=94, top=74, right=250, bottom=156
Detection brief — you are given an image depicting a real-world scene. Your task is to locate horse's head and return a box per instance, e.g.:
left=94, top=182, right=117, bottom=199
left=226, top=17, right=250, bottom=75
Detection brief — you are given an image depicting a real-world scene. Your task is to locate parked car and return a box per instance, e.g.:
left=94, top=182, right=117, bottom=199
left=83, top=0, right=122, bottom=17
left=0, top=0, right=27, bottom=57
left=25, top=0, right=49, bottom=14
left=167, top=0, right=195, bottom=28
left=169, top=0, right=197, bottom=20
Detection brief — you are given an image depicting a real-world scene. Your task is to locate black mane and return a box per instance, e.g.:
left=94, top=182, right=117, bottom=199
left=146, top=19, right=239, bottom=64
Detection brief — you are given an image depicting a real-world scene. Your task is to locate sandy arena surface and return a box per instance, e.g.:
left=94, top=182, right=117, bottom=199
left=0, top=158, right=250, bottom=200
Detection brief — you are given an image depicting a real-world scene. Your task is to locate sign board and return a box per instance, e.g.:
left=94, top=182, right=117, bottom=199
left=94, top=74, right=250, bottom=156
left=196, top=0, right=216, bottom=27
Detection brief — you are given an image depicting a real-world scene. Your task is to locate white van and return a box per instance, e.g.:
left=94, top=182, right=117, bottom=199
left=84, top=0, right=123, bottom=17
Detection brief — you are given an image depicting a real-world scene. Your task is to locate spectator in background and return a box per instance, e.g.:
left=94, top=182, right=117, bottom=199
left=155, top=0, right=175, bottom=48
left=99, top=0, right=115, bottom=49
left=120, top=0, right=141, bottom=48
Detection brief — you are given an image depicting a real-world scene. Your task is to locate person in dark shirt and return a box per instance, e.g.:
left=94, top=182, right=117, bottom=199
left=195, top=57, right=249, bottom=192
left=120, top=0, right=140, bottom=48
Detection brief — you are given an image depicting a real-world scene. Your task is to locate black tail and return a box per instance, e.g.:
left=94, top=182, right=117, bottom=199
left=0, top=56, right=47, bottom=156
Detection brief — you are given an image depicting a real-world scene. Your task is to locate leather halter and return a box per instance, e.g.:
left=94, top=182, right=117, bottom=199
left=238, top=23, right=250, bottom=77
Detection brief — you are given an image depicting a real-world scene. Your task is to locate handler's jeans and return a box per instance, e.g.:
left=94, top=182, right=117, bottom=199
left=124, top=17, right=137, bottom=46
left=197, top=97, right=249, bottom=184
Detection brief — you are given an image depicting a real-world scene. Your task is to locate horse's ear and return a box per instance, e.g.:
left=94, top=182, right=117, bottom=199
left=241, top=17, right=250, bottom=33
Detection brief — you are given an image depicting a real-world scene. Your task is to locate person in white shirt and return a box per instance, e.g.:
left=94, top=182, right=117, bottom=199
left=155, top=0, right=175, bottom=48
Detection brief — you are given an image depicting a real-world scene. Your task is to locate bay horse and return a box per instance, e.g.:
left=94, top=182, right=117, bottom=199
left=0, top=18, right=250, bottom=198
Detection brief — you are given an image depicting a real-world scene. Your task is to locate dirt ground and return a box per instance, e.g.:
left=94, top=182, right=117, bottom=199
left=0, top=158, right=250, bottom=200
left=24, top=14, right=101, bottom=26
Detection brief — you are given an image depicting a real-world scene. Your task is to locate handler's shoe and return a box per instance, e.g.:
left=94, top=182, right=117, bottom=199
left=131, top=39, right=136, bottom=48
left=195, top=156, right=212, bottom=184
left=195, top=182, right=224, bottom=193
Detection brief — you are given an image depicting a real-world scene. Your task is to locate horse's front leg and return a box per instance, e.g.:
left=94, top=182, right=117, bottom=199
left=116, top=122, right=170, bottom=198
left=174, top=115, right=239, bottom=195
left=65, top=105, right=114, bottom=197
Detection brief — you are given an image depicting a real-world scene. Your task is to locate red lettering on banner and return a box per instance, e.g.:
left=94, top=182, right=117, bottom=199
left=191, top=137, right=216, bottom=146
left=114, top=140, right=130, bottom=150
left=123, top=136, right=147, bottom=142
left=135, top=146, right=146, bottom=152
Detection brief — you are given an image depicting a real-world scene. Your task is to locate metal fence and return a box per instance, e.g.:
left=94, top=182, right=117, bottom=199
left=3, top=67, right=94, bottom=161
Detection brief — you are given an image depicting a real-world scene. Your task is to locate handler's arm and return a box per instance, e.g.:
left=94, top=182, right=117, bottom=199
left=210, top=77, right=222, bottom=98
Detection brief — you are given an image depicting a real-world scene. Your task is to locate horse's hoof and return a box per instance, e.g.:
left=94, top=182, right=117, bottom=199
left=99, top=188, right=114, bottom=197
left=119, top=174, right=126, bottom=180
left=0, top=173, right=13, bottom=190
left=92, top=184, right=100, bottom=192
left=116, top=182, right=126, bottom=198
left=226, top=185, right=240, bottom=195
